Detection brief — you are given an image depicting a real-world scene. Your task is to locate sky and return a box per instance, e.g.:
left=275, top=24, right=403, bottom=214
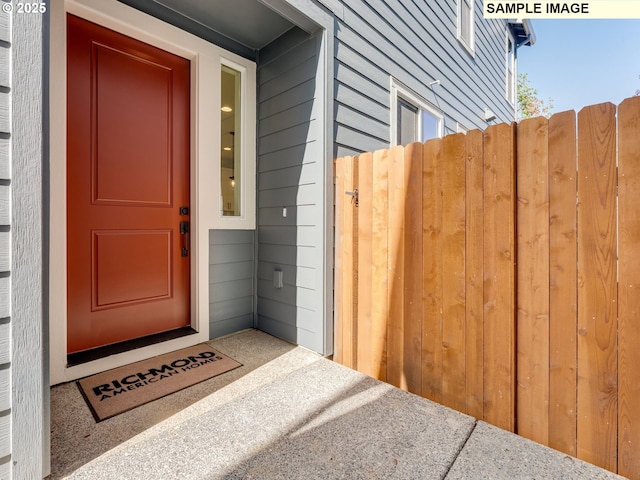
left=516, top=19, right=640, bottom=114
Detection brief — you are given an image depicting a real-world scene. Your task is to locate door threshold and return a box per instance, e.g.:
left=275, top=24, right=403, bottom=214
left=66, top=327, right=197, bottom=367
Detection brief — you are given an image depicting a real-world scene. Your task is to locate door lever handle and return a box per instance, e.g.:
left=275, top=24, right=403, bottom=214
left=180, top=221, right=189, bottom=257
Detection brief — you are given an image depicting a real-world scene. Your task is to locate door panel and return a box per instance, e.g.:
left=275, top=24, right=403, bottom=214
left=67, top=14, right=191, bottom=354
left=92, top=43, right=172, bottom=206
left=93, top=230, right=172, bottom=309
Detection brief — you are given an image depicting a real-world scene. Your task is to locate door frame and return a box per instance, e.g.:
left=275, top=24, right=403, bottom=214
left=49, top=0, right=256, bottom=384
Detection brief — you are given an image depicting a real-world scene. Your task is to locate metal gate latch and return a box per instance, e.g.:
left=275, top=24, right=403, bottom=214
left=345, top=188, right=359, bottom=207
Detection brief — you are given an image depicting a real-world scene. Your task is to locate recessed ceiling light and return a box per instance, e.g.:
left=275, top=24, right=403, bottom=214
left=221, top=106, right=232, bottom=112
left=223, top=147, right=232, bottom=151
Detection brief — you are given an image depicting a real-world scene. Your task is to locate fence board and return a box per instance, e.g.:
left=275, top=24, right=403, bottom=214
left=617, top=96, right=640, bottom=479
left=403, top=143, right=423, bottom=395
left=371, top=149, right=389, bottom=381
left=334, top=158, right=343, bottom=364
left=576, top=103, right=618, bottom=472
left=422, top=138, right=444, bottom=403
left=357, top=152, right=374, bottom=377
left=482, top=123, right=516, bottom=432
left=464, top=130, right=484, bottom=419
left=548, top=110, right=578, bottom=456
left=334, top=156, right=356, bottom=367
left=516, top=116, right=550, bottom=445
left=387, top=145, right=407, bottom=390
left=441, top=134, right=467, bottom=413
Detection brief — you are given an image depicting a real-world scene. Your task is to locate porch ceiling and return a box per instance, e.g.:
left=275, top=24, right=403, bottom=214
left=151, top=0, right=296, bottom=50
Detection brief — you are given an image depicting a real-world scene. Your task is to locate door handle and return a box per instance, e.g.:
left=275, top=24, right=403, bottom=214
left=180, top=221, right=189, bottom=257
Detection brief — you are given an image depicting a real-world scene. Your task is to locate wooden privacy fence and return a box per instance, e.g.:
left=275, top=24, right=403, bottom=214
left=334, top=97, right=640, bottom=479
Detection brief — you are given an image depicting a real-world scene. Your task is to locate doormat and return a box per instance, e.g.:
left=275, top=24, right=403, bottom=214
left=77, top=344, right=242, bottom=422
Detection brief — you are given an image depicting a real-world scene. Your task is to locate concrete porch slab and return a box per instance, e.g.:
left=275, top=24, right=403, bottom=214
left=49, top=329, right=315, bottom=478
left=49, top=330, right=627, bottom=480
left=62, top=358, right=476, bottom=479
left=446, top=421, right=624, bottom=480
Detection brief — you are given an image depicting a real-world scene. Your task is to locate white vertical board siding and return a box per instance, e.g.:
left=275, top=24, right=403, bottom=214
left=0, top=138, right=8, bottom=180
left=331, top=0, right=513, bottom=156
left=0, top=186, right=9, bottom=226
left=256, top=27, right=326, bottom=353
left=0, top=4, right=8, bottom=41
left=0, top=2, right=10, bottom=476
left=10, top=6, right=49, bottom=479
left=0, top=322, right=8, bottom=364
left=0, top=412, right=7, bottom=454
left=0, top=233, right=9, bottom=273
left=0, top=48, right=8, bottom=87
left=0, top=94, right=8, bottom=135
left=0, top=279, right=8, bottom=319
left=209, top=230, right=255, bottom=338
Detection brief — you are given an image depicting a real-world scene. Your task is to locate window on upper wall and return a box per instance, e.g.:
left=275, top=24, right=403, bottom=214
left=457, top=0, right=475, bottom=55
left=391, top=79, right=443, bottom=145
left=506, top=30, right=516, bottom=105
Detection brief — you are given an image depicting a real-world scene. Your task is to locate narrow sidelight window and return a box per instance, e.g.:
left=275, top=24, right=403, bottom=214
left=221, top=65, right=242, bottom=216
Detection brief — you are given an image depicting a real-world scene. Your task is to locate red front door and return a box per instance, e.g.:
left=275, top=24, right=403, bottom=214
left=66, top=15, right=191, bottom=354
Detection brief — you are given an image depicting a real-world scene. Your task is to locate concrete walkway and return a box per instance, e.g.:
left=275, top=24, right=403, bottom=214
left=49, top=330, right=625, bottom=479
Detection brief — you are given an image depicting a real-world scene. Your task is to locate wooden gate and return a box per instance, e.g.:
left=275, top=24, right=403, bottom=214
left=334, top=97, right=640, bottom=479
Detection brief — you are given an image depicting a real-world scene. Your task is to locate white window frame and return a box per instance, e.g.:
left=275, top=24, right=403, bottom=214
left=506, top=29, right=516, bottom=106
left=390, top=79, right=444, bottom=146
left=457, top=0, right=475, bottom=56
left=216, top=57, right=257, bottom=229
